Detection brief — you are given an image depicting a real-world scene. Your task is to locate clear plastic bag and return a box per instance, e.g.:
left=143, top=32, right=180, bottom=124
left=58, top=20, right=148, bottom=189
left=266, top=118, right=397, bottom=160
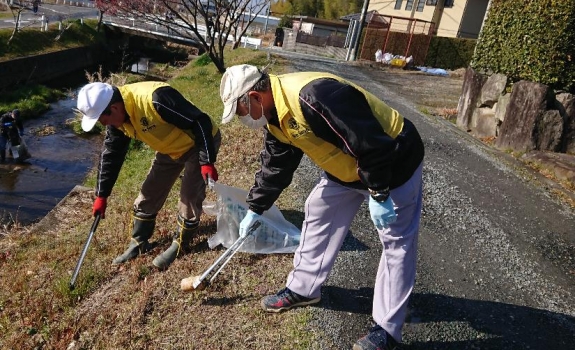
left=8, top=137, right=31, bottom=162
left=204, top=182, right=300, bottom=254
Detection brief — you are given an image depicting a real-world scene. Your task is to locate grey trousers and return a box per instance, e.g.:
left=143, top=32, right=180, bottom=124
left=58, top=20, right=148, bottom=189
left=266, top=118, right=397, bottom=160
left=134, top=132, right=221, bottom=223
left=286, top=163, right=423, bottom=342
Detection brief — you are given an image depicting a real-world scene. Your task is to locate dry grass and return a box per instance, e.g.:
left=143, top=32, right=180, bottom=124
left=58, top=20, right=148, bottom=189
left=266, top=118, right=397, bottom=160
left=0, top=49, right=314, bottom=349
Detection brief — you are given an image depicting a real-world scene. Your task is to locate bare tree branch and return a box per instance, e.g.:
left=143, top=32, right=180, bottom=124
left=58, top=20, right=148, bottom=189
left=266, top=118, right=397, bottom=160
left=95, top=0, right=268, bottom=73
left=7, top=1, right=29, bottom=45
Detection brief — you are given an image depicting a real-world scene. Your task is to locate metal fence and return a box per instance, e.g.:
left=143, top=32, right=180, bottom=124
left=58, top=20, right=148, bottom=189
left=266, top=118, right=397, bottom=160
left=296, top=31, right=346, bottom=48
left=360, top=14, right=434, bottom=66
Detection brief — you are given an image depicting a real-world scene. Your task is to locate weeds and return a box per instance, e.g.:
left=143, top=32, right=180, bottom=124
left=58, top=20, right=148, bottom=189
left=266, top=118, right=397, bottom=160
left=417, top=106, right=430, bottom=115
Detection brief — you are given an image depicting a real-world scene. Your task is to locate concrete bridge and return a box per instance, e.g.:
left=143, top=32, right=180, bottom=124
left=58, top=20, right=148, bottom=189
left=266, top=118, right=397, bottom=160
left=102, top=15, right=263, bottom=49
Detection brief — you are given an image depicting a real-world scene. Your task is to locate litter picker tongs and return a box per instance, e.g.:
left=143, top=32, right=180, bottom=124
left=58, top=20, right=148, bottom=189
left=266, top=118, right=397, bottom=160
left=180, top=220, right=261, bottom=291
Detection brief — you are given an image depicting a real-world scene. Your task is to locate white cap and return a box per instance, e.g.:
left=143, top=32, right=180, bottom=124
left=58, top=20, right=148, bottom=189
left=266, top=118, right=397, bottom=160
left=220, top=64, right=262, bottom=124
left=77, top=82, right=114, bottom=132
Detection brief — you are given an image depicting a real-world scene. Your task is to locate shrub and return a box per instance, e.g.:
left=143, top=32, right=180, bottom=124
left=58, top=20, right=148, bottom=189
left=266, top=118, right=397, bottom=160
left=424, top=36, right=476, bottom=70
left=472, top=0, right=575, bottom=92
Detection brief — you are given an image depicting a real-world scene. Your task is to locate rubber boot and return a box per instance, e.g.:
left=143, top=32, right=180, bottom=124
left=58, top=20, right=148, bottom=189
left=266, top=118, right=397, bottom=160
left=152, top=215, right=199, bottom=270
left=0, top=149, right=5, bottom=163
left=112, top=212, right=156, bottom=265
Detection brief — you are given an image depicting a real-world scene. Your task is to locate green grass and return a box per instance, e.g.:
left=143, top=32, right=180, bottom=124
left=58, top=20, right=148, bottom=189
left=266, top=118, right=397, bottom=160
left=0, top=84, right=65, bottom=119
left=0, top=19, right=104, bottom=61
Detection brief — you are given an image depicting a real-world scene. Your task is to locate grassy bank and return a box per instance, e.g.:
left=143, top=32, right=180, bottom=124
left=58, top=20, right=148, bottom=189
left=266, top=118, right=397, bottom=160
left=0, top=48, right=317, bottom=349
left=0, top=19, right=103, bottom=62
left=0, top=19, right=105, bottom=118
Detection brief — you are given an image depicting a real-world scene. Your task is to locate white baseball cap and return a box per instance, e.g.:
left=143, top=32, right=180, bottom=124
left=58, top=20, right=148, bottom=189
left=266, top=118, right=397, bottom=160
left=220, top=64, right=263, bottom=124
left=77, top=82, right=114, bottom=132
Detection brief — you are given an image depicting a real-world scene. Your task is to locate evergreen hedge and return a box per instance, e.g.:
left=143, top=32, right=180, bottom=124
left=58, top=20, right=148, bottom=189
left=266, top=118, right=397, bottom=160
left=424, top=36, right=476, bottom=70
left=472, top=0, right=575, bottom=92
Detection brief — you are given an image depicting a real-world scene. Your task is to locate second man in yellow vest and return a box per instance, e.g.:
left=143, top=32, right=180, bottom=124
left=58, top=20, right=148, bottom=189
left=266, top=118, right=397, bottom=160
left=77, top=81, right=220, bottom=270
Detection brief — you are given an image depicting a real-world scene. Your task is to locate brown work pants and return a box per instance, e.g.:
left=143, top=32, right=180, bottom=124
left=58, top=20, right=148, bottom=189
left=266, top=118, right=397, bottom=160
left=134, top=132, right=220, bottom=222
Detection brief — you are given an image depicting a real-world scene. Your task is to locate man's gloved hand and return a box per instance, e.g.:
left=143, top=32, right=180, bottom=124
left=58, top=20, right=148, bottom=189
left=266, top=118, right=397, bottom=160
left=92, top=196, right=107, bottom=219
left=368, top=196, right=396, bottom=230
left=201, top=164, right=218, bottom=183
left=19, top=131, right=23, bottom=136
left=239, top=210, right=261, bottom=238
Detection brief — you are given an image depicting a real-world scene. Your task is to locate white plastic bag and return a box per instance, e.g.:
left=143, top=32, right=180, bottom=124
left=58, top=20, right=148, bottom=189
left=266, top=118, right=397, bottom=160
left=205, top=182, right=300, bottom=254
left=375, top=49, right=383, bottom=63
left=382, top=52, right=393, bottom=64
left=8, top=137, right=31, bottom=162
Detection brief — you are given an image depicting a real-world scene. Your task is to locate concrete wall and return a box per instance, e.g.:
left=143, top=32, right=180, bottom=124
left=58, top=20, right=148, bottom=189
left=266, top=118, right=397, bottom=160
left=370, top=0, right=436, bottom=22
left=280, top=28, right=347, bottom=60
left=0, top=46, right=106, bottom=89
left=457, top=0, right=489, bottom=38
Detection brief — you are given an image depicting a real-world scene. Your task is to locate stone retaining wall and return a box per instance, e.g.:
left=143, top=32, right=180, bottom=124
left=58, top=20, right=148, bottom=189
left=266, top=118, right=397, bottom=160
left=457, top=68, right=575, bottom=154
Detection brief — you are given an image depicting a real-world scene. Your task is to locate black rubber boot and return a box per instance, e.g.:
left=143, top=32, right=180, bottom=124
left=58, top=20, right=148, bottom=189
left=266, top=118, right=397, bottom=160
left=152, top=215, right=199, bottom=270
left=0, top=150, right=5, bottom=163
left=112, top=212, right=155, bottom=265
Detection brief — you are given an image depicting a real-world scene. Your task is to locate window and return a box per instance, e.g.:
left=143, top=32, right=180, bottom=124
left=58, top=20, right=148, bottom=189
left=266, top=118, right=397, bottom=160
left=417, top=0, right=425, bottom=11
left=426, top=0, right=453, bottom=5
left=394, top=0, right=403, bottom=10
left=405, top=0, right=414, bottom=11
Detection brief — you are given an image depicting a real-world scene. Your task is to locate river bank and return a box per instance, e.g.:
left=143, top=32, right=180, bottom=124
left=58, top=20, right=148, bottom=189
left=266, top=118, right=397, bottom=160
left=0, top=96, right=102, bottom=226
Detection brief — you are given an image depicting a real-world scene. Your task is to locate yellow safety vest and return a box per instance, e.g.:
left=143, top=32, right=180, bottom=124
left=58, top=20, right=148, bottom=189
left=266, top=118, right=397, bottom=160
left=117, top=82, right=215, bottom=159
left=267, top=72, right=404, bottom=182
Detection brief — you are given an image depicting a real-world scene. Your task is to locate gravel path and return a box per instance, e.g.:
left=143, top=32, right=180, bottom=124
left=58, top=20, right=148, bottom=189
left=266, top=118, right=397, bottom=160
left=268, top=50, right=575, bottom=350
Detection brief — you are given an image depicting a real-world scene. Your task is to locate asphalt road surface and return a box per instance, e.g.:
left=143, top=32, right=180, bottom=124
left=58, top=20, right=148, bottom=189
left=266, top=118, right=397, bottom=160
left=0, top=3, right=98, bottom=29
left=269, top=51, right=575, bottom=350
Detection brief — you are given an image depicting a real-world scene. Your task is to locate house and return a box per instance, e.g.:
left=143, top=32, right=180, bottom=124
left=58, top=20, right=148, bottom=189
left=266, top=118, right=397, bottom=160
left=368, top=0, right=491, bottom=38
left=289, top=16, right=350, bottom=38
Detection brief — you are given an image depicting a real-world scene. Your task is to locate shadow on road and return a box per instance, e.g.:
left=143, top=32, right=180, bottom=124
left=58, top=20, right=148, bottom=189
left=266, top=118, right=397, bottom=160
left=320, top=288, right=574, bottom=349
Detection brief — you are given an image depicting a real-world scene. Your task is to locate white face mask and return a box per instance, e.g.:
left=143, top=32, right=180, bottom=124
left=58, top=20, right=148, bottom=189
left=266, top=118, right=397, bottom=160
left=238, top=101, right=267, bottom=129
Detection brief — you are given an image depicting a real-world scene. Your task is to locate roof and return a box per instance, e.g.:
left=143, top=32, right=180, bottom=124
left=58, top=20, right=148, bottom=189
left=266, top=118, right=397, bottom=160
left=340, top=10, right=384, bottom=24
left=289, top=15, right=350, bottom=30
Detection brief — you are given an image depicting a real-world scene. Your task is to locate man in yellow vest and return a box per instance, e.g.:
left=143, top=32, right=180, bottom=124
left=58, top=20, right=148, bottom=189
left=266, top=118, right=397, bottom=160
left=219, top=65, right=424, bottom=350
left=77, top=81, right=220, bottom=270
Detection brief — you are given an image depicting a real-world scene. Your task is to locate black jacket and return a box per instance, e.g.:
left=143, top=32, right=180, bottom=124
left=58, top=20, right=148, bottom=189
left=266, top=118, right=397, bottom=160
left=0, top=113, right=24, bottom=140
left=95, top=86, right=218, bottom=198
left=246, top=78, right=424, bottom=214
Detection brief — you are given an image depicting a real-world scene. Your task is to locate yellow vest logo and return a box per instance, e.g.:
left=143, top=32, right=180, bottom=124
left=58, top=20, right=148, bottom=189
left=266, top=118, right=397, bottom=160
left=140, top=116, right=156, bottom=132
left=287, top=117, right=310, bottom=139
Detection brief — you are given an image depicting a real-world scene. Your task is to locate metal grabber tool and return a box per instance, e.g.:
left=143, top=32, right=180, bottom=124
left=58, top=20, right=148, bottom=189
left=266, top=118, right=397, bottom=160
left=180, top=220, right=261, bottom=291
left=69, top=213, right=101, bottom=290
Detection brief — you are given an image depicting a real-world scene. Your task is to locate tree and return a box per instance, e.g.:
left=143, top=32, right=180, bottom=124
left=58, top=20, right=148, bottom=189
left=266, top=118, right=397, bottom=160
left=6, top=1, right=28, bottom=45
left=94, top=0, right=268, bottom=73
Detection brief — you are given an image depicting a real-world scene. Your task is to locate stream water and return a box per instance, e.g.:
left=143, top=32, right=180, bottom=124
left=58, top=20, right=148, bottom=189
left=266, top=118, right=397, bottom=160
left=0, top=95, right=102, bottom=226
left=0, top=45, right=187, bottom=227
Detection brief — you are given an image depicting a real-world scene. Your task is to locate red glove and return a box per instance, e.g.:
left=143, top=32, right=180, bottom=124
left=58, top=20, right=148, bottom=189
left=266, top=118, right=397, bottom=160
left=200, top=164, right=218, bottom=183
left=92, top=197, right=107, bottom=218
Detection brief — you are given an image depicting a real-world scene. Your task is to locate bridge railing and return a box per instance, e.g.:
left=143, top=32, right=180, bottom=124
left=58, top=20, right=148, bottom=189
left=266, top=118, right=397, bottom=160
left=102, top=15, right=262, bottom=49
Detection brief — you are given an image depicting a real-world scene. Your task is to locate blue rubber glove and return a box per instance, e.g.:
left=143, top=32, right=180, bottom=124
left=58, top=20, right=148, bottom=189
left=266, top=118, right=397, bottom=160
left=368, top=196, right=397, bottom=230
left=19, top=131, right=23, bottom=136
left=239, top=210, right=261, bottom=238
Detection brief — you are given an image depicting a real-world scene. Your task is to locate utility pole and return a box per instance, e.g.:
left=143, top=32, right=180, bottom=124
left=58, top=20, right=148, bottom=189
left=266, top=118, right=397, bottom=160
left=263, top=0, right=270, bottom=35
left=349, top=0, right=370, bottom=61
